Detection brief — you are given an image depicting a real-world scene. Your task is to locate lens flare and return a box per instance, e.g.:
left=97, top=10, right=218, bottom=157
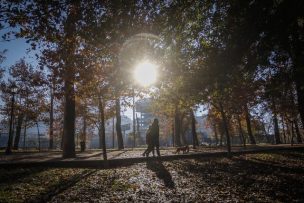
left=134, top=61, right=157, bottom=86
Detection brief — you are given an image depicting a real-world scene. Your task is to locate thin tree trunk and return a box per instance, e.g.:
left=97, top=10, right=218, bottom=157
left=294, top=120, right=302, bottom=143
left=13, top=114, right=24, bottom=150
left=261, top=121, right=270, bottom=143
left=213, top=123, right=218, bottom=146
left=36, top=122, right=40, bottom=151
left=112, top=117, right=115, bottom=149
left=244, top=104, right=256, bottom=144
left=136, top=114, right=141, bottom=144
left=115, top=98, right=124, bottom=149
left=281, top=116, right=287, bottom=144
left=273, top=115, right=281, bottom=144
left=219, top=102, right=231, bottom=155
left=172, top=121, right=175, bottom=147
left=272, top=98, right=281, bottom=144
left=174, top=106, right=182, bottom=146
left=237, top=114, right=246, bottom=147
left=219, top=122, right=223, bottom=146
left=49, top=80, right=54, bottom=149
left=286, top=121, right=291, bottom=143
left=190, top=110, right=199, bottom=148
left=291, top=121, right=295, bottom=146
left=81, top=108, right=87, bottom=152
left=98, top=96, right=107, bottom=160
left=23, top=120, right=27, bottom=149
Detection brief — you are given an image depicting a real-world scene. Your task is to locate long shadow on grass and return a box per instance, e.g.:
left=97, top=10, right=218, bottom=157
left=233, top=157, right=304, bottom=202
left=275, top=151, right=304, bottom=160
left=180, top=154, right=304, bottom=202
left=28, top=169, right=97, bottom=202
left=146, top=159, right=175, bottom=188
left=0, top=167, right=46, bottom=184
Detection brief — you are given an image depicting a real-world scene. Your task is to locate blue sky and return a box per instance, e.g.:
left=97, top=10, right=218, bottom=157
left=0, top=34, right=136, bottom=119
left=0, top=29, right=37, bottom=69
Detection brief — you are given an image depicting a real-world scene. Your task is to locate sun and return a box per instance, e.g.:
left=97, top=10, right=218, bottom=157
left=133, top=61, right=157, bottom=86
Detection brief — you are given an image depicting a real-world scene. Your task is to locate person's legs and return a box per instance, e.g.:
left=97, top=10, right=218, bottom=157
left=142, top=148, right=148, bottom=156
left=152, top=145, right=155, bottom=157
left=156, top=144, right=160, bottom=156
left=145, top=144, right=153, bottom=157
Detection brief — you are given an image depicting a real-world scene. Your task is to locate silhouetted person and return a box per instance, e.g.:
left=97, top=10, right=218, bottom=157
left=142, top=125, right=155, bottom=157
left=151, top=118, right=160, bottom=157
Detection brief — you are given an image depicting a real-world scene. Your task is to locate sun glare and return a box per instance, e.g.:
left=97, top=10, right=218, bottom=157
left=134, top=61, right=157, bottom=86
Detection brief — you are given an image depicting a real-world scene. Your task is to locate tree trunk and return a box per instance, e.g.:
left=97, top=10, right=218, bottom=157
left=81, top=108, right=87, bottom=152
left=172, top=121, right=175, bottom=147
left=213, top=123, right=218, bottom=146
left=5, top=93, right=16, bottom=155
left=174, top=106, right=182, bottom=146
left=286, top=121, right=291, bottom=143
left=136, top=114, right=142, bottom=145
left=236, top=114, right=246, bottom=147
left=219, top=102, right=231, bottom=155
left=294, top=120, right=302, bottom=143
left=292, top=37, right=304, bottom=130
left=115, top=98, right=124, bottom=149
left=23, top=120, right=27, bottom=149
left=272, top=98, right=281, bottom=144
left=244, top=104, right=256, bottom=144
left=180, top=116, right=188, bottom=146
left=98, top=96, right=107, bottom=160
left=36, top=122, right=41, bottom=151
left=62, top=2, right=79, bottom=158
left=291, top=121, right=295, bottom=146
left=49, top=80, right=54, bottom=149
left=112, top=117, right=115, bottom=148
left=295, top=80, right=304, bottom=130
left=219, top=122, right=224, bottom=146
left=181, top=129, right=188, bottom=145
left=190, top=110, right=199, bottom=148
left=13, top=114, right=24, bottom=150
left=281, top=116, right=287, bottom=144
left=62, top=76, right=76, bottom=158
left=273, top=113, right=281, bottom=144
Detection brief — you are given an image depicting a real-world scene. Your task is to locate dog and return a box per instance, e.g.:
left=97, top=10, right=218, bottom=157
left=174, top=145, right=189, bottom=154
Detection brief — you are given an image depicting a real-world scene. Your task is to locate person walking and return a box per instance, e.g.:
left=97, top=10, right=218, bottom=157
left=142, top=125, right=155, bottom=157
left=150, top=118, right=160, bottom=157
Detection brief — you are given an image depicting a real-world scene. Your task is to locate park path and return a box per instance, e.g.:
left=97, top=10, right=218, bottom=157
left=0, top=144, right=279, bottom=163
left=0, top=144, right=303, bottom=168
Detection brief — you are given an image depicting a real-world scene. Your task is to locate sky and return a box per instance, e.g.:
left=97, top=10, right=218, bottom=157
left=0, top=31, right=205, bottom=121
left=0, top=28, right=39, bottom=69
left=0, top=32, right=137, bottom=119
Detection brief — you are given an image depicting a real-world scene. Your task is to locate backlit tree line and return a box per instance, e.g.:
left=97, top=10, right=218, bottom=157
left=0, top=0, right=303, bottom=157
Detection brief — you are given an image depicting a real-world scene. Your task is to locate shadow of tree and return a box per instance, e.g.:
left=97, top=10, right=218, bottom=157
left=28, top=169, right=97, bottom=202
left=179, top=152, right=304, bottom=202
left=0, top=167, right=46, bottom=184
left=146, top=159, right=175, bottom=188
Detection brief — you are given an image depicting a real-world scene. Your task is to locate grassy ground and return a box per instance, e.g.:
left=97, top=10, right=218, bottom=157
left=0, top=150, right=303, bottom=202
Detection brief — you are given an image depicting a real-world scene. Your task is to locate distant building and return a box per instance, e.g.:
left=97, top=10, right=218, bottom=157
left=135, top=98, right=156, bottom=145
left=195, top=115, right=212, bottom=142
left=89, top=115, right=133, bottom=148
